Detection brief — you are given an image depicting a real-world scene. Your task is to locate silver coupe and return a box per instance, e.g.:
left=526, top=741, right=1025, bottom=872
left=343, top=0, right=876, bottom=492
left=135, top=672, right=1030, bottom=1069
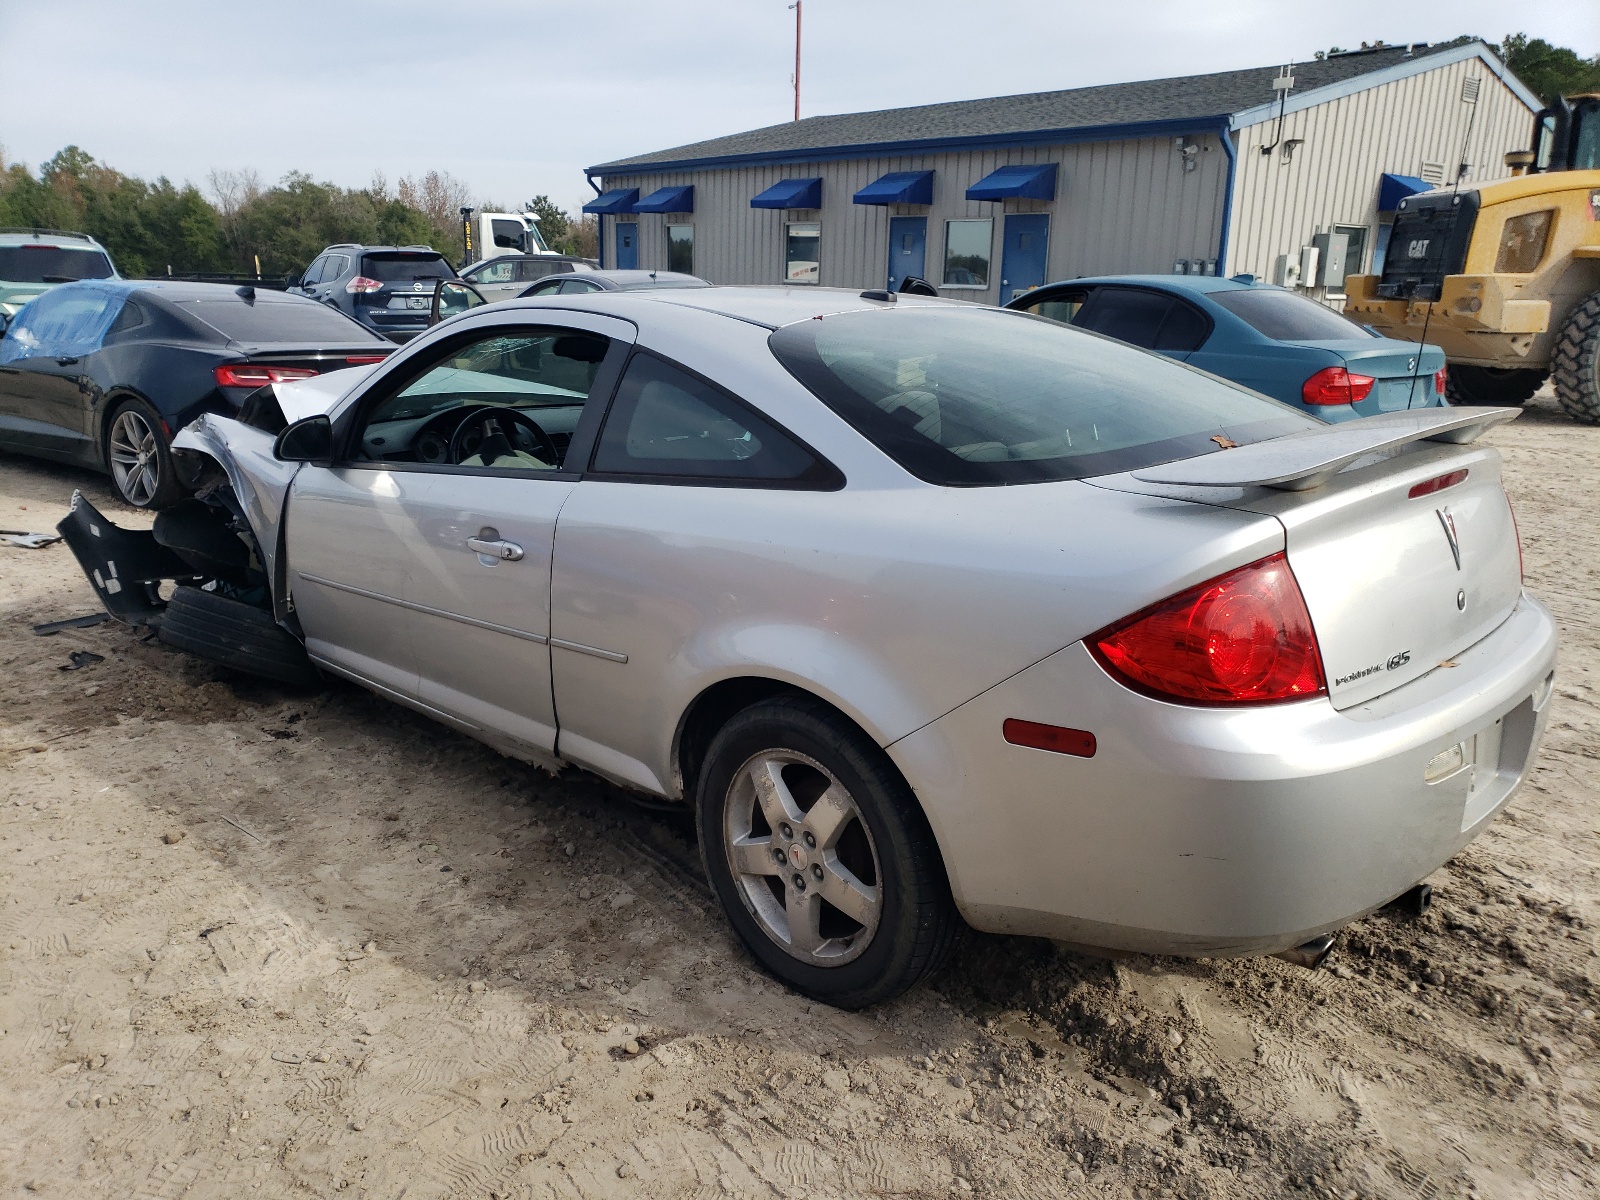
left=59, top=286, right=1558, bottom=1007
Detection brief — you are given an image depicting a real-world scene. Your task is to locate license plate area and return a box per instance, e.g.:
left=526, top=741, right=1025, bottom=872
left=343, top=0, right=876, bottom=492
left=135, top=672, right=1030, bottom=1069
left=387, top=295, right=432, bottom=310
left=1459, top=717, right=1506, bottom=831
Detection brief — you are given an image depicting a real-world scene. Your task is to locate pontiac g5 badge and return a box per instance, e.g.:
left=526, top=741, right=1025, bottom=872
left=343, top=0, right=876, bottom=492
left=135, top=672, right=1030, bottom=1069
left=1437, top=507, right=1461, bottom=570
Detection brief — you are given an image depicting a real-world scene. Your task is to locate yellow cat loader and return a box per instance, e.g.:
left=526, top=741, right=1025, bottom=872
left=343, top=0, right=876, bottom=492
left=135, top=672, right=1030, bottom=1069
left=1345, top=95, right=1600, bottom=422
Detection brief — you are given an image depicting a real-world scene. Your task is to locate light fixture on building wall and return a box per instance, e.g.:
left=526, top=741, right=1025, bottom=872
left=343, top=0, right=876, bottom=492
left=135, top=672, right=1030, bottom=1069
left=1173, top=136, right=1200, bottom=172
left=1280, top=137, right=1304, bottom=164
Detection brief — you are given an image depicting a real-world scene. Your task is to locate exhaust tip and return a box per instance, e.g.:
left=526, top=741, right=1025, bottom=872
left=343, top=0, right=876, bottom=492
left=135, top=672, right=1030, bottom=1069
left=1273, top=933, right=1337, bottom=970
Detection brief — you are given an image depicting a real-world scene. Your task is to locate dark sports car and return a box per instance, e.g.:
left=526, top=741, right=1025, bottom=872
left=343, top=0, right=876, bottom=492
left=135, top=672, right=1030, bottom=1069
left=0, top=280, right=391, bottom=508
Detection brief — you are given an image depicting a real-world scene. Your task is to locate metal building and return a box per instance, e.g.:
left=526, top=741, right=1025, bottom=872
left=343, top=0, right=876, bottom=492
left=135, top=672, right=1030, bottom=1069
left=586, top=39, right=1538, bottom=305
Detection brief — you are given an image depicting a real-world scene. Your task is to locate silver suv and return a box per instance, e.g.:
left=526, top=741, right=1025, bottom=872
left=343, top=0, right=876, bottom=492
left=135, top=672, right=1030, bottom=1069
left=0, top=228, right=118, bottom=322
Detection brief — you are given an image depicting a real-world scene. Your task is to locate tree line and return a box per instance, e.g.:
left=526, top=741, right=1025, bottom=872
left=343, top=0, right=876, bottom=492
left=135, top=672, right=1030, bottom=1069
left=0, top=146, right=597, bottom=278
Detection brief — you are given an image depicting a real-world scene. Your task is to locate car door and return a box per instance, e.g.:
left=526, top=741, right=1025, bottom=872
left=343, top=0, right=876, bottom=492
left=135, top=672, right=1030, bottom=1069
left=0, top=285, right=119, bottom=458
left=465, top=257, right=522, bottom=302
left=290, top=256, right=326, bottom=298
left=289, top=313, right=634, bottom=753
left=548, top=349, right=840, bottom=793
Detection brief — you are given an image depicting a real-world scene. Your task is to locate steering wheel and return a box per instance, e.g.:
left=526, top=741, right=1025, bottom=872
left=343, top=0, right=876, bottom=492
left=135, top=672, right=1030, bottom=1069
left=447, top=406, right=560, bottom=467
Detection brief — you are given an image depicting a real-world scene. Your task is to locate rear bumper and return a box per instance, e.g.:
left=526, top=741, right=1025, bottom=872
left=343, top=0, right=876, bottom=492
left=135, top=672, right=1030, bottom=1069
left=1344, top=274, right=1554, bottom=367
left=889, top=594, right=1558, bottom=956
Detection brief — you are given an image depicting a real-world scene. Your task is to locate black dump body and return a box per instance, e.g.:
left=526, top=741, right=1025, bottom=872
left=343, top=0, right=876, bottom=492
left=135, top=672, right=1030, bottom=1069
left=1376, top=189, right=1480, bottom=302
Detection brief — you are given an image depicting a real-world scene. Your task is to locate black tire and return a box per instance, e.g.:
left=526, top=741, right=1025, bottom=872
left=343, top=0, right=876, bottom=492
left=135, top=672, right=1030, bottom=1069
left=696, top=695, right=958, bottom=1009
left=158, top=586, right=320, bottom=687
left=104, top=396, right=183, bottom=510
left=1444, top=364, right=1547, bottom=407
left=1553, top=292, right=1600, bottom=425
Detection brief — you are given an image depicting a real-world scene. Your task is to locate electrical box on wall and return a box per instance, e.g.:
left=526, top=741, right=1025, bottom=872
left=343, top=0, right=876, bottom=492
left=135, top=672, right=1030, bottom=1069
left=1311, top=231, right=1350, bottom=289
left=1273, top=253, right=1301, bottom=288
left=1298, top=246, right=1320, bottom=289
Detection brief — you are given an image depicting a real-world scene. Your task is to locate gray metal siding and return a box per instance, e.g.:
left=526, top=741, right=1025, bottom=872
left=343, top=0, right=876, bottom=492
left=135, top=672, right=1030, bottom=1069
left=1226, top=54, right=1536, bottom=285
left=599, top=132, right=1228, bottom=302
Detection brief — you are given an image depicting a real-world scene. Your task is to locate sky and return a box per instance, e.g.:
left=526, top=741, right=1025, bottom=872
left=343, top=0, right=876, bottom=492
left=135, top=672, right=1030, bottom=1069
left=2, top=0, right=1595, bottom=215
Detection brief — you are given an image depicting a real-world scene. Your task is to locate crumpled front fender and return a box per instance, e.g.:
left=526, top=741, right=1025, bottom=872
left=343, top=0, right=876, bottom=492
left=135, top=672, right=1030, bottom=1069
left=173, top=414, right=301, bottom=619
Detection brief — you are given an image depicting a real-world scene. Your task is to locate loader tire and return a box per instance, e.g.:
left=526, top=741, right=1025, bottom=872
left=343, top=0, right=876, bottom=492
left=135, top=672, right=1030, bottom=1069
left=1444, top=365, right=1546, bottom=407
left=158, top=586, right=320, bottom=687
left=1552, top=291, right=1600, bottom=425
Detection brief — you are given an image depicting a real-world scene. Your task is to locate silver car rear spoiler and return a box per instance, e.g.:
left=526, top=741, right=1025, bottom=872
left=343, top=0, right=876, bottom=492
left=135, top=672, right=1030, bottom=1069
left=1132, top=407, right=1520, bottom=492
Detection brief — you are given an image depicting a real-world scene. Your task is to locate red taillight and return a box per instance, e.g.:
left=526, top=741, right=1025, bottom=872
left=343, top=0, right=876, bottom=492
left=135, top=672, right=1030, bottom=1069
left=1002, top=719, right=1097, bottom=758
left=1408, top=469, right=1469, bottom=498
left=1301, top=366, right=1376, bottom=406
left=344, top=354, right=389, bottom=364
left=214, top=364, right=319, bottom=388
left=1434, top=365, right=1448, bottom=395
left=345, top=276, right=384, bottom=294
left=1090, top=553, right=1327, bottom=705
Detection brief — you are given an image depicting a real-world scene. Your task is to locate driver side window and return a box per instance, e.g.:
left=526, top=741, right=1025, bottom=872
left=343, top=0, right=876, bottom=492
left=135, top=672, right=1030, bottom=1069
left=356, top=326, right=611, bottom=473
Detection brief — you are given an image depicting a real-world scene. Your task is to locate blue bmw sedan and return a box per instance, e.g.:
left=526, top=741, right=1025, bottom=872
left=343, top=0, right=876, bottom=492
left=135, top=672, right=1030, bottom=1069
left=1005, top=274, right=1447, bottom=421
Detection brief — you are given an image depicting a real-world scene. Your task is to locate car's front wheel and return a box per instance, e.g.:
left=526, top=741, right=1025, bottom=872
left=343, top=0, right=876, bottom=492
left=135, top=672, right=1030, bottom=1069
left=106, top=397, right=181, bottom=509
left=696, top=696, right=958, bottom=1008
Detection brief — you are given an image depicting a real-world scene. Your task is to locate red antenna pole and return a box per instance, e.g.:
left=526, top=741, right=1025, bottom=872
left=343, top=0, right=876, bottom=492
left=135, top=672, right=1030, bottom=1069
left=792, top=1, right=802, bottom=121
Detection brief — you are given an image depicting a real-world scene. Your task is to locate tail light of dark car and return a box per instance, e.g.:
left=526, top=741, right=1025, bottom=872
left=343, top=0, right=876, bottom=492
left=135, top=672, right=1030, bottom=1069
left=345, top=276, right=384, bottom=294
left=214, top=364, right=319, bottom=387
left=1090, top=553, right=1327, bottom=705
left=1301, top=366, right=1376, bottom=406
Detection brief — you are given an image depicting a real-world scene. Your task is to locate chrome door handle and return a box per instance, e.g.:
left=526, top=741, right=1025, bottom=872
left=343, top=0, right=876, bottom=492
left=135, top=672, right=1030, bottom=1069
left=466, top=536, right=523, bottom=561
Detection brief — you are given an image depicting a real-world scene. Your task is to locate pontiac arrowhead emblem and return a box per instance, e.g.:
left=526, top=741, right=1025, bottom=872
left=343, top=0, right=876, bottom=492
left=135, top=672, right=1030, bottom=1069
left=1437, top=507, right=1461, bottom=570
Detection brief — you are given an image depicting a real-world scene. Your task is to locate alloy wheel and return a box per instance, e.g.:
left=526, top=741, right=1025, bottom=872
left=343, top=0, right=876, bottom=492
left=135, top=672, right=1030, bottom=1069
left=723, top=749, right=883, bottom=965
left=108, top=408, right=161, bottom=506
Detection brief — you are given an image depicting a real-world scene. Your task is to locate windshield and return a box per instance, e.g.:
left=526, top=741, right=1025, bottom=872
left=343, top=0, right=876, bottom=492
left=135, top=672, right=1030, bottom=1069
left=0, top=245, right=114, bottom=283
left=177, top=297, right=383, bottom=343
left=1211, top=288, right=1373, bottom=342
left=768, top=308, right=1317, bottom=486
left=359, top=253, right=456, bottom=282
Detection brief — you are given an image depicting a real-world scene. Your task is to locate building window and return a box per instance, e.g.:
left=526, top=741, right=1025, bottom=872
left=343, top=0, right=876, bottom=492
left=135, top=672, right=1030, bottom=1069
left=942, top=219, right=993, bottom=288
left=786, top=222, right=820, bottom=284
left=667, top=224, right=694, bottom=274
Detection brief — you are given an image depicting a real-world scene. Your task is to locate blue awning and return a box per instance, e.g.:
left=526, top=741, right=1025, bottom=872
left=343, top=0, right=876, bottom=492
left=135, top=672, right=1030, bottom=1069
left=582, top=188, right=639, bottom=215
left=853, top=170, right=934, bottom=206
left=751, top=177, right=822, bottom=209
left=966, top=163, right=1058, bottom=202
left=633, top=185, right=694, bottom=213
left=1378, top=172, right=1432, bottom=212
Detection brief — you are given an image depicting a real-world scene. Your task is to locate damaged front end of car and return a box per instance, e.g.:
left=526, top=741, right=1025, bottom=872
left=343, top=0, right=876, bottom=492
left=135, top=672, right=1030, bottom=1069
left=56, top=385, right=321, bottom=686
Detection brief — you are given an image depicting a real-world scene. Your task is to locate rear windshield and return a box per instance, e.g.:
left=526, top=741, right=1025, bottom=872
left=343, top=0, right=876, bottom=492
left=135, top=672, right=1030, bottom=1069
left=360, top=253, right=456, bottom=282
left=768, top=308, right=1316, bottom=486
left=0, top=245, right=114, bottom=283
left=1211, top=288, right=1372, bottom=342
left=175, top=297, right=384, bottom=344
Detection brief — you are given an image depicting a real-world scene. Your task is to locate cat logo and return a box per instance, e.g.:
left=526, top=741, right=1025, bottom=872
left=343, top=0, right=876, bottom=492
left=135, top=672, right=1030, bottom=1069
left=1407, top=239, right=1431, bottom=259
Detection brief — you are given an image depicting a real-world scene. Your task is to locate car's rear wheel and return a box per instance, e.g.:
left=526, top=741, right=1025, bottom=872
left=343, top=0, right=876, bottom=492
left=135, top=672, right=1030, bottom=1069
left=106, top=398, right=182, bottom=510
left=1444, top=365, right=1547, bottom=407
left=696, top=696, right=958, bottom=1008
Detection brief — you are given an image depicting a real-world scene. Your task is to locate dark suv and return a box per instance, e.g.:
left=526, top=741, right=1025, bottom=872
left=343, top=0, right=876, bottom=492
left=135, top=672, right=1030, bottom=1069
left=290, top=245, right=458, bottom=342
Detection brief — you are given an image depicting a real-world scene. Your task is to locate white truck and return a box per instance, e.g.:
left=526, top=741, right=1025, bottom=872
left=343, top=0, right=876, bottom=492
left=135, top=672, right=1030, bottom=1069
left=459, top=210, right=553, bottom=266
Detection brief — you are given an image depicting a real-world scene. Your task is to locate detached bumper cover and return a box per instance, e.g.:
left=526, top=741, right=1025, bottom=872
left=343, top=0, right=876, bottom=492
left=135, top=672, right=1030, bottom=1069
left=889, top=594, right=1558, bottom=956
left=55, top=492, right=199, bottom=624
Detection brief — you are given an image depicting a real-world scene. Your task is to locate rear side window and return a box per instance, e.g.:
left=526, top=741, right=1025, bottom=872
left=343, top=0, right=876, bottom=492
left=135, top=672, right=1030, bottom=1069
left=0, top=244, right=114, bottom=284
left=177, top=297, right=383, bottom=343
left=1211, top=288, right=1371, bottom=341
left=360, top=253, right=456, bottom=282
left=1075, top=288, right=1210, bottom=352
left=517, top=258, right=567, bottom=282
left=592, top=352, right=839, bottom=486
left=769, top=307, right=1314, bottom=486
left=0, top=282, right=124, bottom=362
